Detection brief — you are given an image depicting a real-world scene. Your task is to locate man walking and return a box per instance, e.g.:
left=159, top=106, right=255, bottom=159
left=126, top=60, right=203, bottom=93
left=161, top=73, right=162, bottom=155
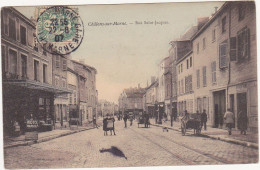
left=224, top=109, right=235, bottom=135
left=201, top=109, right=207, bottom=130
left=123, top=113, right=128, bottom=128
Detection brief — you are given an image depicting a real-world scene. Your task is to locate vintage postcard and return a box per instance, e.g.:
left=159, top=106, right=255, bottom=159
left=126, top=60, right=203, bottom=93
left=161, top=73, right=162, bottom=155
left=1, top=0, right=259, bottom=169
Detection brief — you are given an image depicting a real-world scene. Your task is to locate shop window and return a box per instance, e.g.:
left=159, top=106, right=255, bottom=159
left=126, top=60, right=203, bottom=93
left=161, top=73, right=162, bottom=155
left=219, top=41, right=228, bottom=68
left=9, top=49, right=17, bottom=75
left=34, top=60, right=39, bottom=81
left=211, top=61, right=216, bottom=84
left=203, top=66, right=207, bottom=87
left=9, top=18, right=16, bottom=40
left=20, top=25, right=27, bottom=45
left=21, top=54, right=27, bottom=78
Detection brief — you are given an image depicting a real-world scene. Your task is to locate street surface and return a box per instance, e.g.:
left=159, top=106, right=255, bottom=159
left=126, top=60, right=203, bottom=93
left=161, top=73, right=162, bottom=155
left=4, top=120, right=259, bottom=168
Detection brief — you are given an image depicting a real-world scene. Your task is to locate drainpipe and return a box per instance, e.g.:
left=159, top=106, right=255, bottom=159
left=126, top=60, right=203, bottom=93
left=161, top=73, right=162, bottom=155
left=226, top=4, right=232, bottom=118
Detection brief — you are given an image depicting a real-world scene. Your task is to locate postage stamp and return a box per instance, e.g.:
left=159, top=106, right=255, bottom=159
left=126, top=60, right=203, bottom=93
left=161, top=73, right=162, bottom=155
left=36, top=6, right=84, bottom=55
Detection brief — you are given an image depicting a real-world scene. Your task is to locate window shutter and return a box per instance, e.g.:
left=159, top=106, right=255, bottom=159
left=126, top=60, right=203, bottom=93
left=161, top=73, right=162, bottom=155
left=246, top=28, right=250, bottom=59
left=56, top=55, right=60, bottom=68
left=230, top=37, right=237, bottom=61
left=62, top=58, right=67, bottom=70
left=219, top=43, right=227, bottom=68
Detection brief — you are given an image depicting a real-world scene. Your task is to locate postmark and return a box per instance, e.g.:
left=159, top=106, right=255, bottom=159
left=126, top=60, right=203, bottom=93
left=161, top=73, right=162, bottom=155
left=36, top=6, right=84, bottom=55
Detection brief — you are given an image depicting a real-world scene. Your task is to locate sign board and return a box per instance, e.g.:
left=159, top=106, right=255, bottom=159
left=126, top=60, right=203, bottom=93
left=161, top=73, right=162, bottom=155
left=26, top=119, right=38, bottom=129
left=25, top=131, right=38, bottom=141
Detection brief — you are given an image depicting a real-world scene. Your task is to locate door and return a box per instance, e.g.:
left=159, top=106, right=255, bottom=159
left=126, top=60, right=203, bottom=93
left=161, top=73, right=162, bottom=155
left=237, top=93, right=247, bottom=128
left=213, top=90, right=226, bottom=128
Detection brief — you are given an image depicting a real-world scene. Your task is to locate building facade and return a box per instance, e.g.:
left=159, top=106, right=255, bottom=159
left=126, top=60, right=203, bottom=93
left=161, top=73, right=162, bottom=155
left=1, top=7, right=70, bottom=135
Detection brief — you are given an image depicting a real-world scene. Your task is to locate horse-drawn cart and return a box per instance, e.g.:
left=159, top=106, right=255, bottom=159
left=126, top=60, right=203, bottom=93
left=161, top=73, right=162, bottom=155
left=181, top=113, right=201, bottom=135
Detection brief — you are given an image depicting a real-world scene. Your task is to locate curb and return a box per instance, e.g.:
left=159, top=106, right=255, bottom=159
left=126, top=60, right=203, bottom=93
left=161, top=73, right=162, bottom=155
left=150, top=123, right=258, bottom=149
left=4, top=125, right=101, bottom=149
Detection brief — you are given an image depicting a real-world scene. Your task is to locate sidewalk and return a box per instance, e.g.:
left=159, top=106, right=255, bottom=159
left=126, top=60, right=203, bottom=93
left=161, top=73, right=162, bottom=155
left=4, top=120, right=102, bottom=149
left=150, top=119, right=258, bottom=149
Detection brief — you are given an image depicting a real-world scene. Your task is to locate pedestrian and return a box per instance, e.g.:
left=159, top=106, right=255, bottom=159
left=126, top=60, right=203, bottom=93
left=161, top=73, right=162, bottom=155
left=123, top=113, right=128, bottom=128
left=201, top=109, right=207, bottom=130
left=238, top=110, right=248, bottom=135
left=224, top=108, right=235, bottom=135
left=103, top=116, right=108, bottom=136
left=93, top=115, right=98, bottom=129
left=109, top=115, right=116, bottom=135
left=129, top=115, right=133, bottom=126
left=144, top=112, right=150, bottom=128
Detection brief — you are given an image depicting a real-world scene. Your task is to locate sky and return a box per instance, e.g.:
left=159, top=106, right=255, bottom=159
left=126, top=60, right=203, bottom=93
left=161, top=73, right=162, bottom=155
left=15, top=1, right=224, bottom=103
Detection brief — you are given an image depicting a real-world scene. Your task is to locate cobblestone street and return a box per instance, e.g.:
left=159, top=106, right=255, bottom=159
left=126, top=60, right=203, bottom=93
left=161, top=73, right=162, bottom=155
left=4, top=120, right=258, bottom=168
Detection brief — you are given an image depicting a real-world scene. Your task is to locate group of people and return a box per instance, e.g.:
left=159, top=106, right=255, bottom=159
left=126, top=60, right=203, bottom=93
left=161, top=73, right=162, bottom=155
left=182, top=109, right=248, bottom=135
left=224, top=109, right=248, bottom=135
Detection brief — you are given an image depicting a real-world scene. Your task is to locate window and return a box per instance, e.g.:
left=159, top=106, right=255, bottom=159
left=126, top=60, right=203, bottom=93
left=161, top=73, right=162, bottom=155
left=178, top=81, right=180, bottom=94
left=211, top=61, right=216, bottom=84
left=56, top=55, right=60, bottom=68
left=43, top=64, right=47, bottom=83
left=69, top=94, right=72, bottom=104
left=2, top=46, right=6, bottom=74
left=230, top=37, right=237, bottom=61
left=74, top=91, right=77, bottom=104
left=237, top=28, right=250, bottom=61
left=238, top=3, right=246, bottom=21
left=181, top=64, right=183, bottom=73
left=16, top=19, right=20, bottom=41
left=186, top=59, right=189, bottom=69
left=190, top=57, right=192, bottom=67
left=203, top=38, right=206, bottom=49
left=219, top=41, right=228, bottom=68
left=212, top=29, right=216, bottom=42
left=181, top=79, right=184, bottom=94
left=33, top=34, right=38, bottom=51
left=9, top=49, right=17, bottom=75
left=20, top=25, right=27, bottom=45
left=185, top=75, right=192, bottom=93
left=196, top=69, right=200, bottom=88
left=62, top=78, right=66, bottom=88
left=21, top=54, right=27, bottom=78
left=203, top=66, right=207, bottom=87
left=197, top=43, right=199, bottom=54
left=34, top=60, right=39, bottom=81
left=9, top=18, right=16, bottom=40
left=43, top=44, right=47, bottom=56
left=222, top=16, right=226, bottom=33
left=62, top=58, right=67, bottom=70
left=55, top=75, right=59, bottom=86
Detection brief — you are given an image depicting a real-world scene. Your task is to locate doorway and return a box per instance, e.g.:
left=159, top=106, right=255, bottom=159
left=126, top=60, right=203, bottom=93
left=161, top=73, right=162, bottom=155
left=213, top=90, right=226, bottom=128
left=237, top=92, right=247, bottom=126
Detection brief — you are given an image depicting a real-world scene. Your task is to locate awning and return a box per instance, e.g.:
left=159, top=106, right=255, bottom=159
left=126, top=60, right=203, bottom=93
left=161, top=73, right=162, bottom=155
left=3, top=79, right=72, bottom=94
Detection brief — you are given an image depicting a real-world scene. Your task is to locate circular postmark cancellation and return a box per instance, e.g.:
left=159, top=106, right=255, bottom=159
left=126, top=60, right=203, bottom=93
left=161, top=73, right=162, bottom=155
left=36, top=6, right=84, bottom=55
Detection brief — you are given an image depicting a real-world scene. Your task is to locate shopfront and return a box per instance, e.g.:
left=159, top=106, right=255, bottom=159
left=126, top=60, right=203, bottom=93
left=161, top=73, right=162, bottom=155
left=3, top=79, right=71, bottom=136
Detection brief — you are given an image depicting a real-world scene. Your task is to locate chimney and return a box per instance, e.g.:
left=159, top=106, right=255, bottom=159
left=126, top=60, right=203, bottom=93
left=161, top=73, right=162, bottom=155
left=197, top=17, right=209, bottom=30
left=214, top=7, right=218, bottom=13
left=151, top=76, right=156, bottom=84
